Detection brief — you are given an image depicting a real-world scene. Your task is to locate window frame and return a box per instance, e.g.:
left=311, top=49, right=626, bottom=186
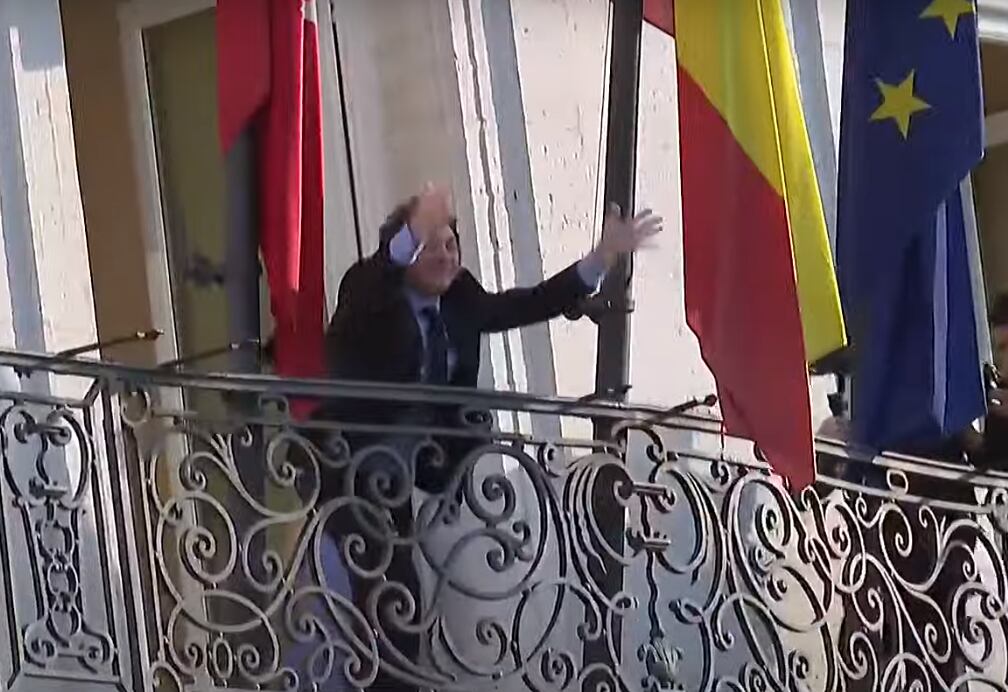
left=118, top=0, right=359, bottom=365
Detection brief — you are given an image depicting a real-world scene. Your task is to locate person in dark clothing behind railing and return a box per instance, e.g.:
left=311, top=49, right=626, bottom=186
left=896, top=293, right=1008, bottom=472
left=959, top=293, right=1008, bottom=468
left=819, top=420, right=981, bottom=688
left=820, top=296, right=1008, bottom=689
left=819, top=292, right=1008, bottom=471
left=310, top=184, right=661, bottom=691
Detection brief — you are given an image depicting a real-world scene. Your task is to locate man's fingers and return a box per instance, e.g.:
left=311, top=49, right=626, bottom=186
left=421, top=182, right=452, bottom=201
left=633, top=212, right=663, bottom=233
left=637, top=214, right=664, bottom=228
left=634, top=217, right=664, bottom=236
left=634, top=208, right=663, bottom=222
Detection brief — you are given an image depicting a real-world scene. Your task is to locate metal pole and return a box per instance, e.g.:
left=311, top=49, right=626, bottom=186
left=224, top=127, right=262, bottom=374
left=221, top=125, right=267, bottom=650
left=584, top=0, right=644, bottom=674
left=594, top=0, right=643, bottom=406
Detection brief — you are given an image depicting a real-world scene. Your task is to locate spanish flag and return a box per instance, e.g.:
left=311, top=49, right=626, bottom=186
left=645, top=0, right=846, bottom=488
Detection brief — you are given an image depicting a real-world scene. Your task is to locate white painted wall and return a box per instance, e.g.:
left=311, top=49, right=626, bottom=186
left=331, top=0, right=477, bottom=255
left=0, top=0, right=96, bottom=397
left=0, top=3, right=102, bottom=688
left=980, top=0, right=1008, bottom=43
left=508, top=0, right=612, bottom=404
left=817, top=0, right=846, bottom=148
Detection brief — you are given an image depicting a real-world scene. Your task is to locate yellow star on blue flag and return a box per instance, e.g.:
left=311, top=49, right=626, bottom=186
left=920, top=0, right=974, bottom=38
left=870, top=70, right=931, bottom=138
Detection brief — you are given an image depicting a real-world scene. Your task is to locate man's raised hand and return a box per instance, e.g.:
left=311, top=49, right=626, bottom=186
left=591, top=203, right=664, bottom=269
left=409, top=183, right=455, bottom=247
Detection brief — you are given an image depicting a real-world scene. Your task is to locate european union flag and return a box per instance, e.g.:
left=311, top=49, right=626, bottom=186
left=836, top=0, right=986, bottom=451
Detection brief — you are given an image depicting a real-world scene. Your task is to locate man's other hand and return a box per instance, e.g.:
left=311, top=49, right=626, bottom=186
left=409, top=183, right=454, bottom=246
left=590, top=203, right=664, bottom=270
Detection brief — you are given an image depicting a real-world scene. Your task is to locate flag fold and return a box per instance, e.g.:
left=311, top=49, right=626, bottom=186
left=217, top=0, right=325, bottom=381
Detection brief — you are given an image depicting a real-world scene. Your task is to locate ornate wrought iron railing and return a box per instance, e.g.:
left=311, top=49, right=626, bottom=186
left=2, top=349, right=1008, bottom=692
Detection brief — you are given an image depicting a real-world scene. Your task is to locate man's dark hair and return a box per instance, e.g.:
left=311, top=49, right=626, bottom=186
left=991, top=293, right=1008, bottom=328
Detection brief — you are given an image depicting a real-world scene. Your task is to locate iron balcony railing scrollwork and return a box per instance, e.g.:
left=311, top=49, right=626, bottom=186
left=0, top=349, right=1007, bottom=691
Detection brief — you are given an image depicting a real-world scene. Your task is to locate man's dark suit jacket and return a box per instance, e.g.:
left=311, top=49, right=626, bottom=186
left=317, top=250, right=593, bottom=494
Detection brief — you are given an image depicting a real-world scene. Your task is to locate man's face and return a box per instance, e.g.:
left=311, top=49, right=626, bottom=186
left=404, top=224, right=460, bottom=297
left=995, top=325, right=1008, bottom=375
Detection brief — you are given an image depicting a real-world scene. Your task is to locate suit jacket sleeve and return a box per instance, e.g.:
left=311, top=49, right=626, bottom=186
left=461, top=262, right=592, bottom=334
left=324, top=253, right=404, bottom=378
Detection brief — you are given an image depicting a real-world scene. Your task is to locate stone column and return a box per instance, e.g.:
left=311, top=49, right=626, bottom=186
left=0, top=4, right=136, bottom=692
left=0, top=0, right=96, bottom=370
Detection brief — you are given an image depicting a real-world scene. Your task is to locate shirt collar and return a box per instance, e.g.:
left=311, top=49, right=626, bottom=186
left=404, top=286, right=440, bottom=316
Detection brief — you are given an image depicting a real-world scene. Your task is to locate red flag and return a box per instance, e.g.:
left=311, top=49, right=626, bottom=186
left=643, top=0, right=674, bottom=36
left=217, top=0, right=325, bottom=382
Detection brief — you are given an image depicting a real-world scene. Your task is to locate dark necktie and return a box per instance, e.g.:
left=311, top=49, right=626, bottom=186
left=421, top=306, right=449, bottom=384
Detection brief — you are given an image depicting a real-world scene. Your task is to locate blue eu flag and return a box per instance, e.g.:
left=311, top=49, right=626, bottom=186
left=836, top=0, right=986, bottom=451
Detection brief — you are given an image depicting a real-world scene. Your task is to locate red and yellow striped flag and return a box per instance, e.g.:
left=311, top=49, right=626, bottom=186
left=646, top=0, right=846, bottom=488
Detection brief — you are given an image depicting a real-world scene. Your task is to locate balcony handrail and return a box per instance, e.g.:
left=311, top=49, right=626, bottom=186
left=0, top=347, right=685, bottom=421
left=2, top=347, right=1008, bottom=493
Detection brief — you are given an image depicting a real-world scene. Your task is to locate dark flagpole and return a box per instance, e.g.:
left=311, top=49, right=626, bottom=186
left=584, top=0, right=644, bottom=674
left=594, top=0, right=643, bottom=406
